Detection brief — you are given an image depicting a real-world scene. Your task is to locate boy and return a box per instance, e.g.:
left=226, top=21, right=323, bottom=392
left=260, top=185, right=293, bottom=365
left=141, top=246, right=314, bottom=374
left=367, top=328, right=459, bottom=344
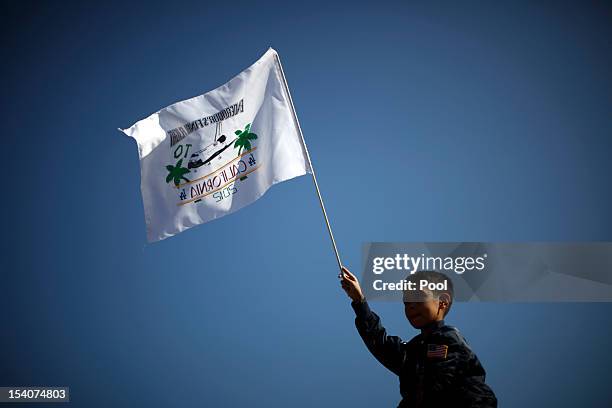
left=340, top=267, right=497, bottom=408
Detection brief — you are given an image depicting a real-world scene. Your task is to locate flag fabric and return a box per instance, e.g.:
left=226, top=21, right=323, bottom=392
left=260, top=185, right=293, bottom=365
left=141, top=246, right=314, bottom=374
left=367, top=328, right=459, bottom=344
left=120, top=48, right=311, bottom=242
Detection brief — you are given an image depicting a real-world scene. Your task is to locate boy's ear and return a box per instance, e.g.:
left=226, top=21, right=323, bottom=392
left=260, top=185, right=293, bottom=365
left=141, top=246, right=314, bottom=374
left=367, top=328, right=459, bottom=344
left=438, top=293, right=451, bottom=309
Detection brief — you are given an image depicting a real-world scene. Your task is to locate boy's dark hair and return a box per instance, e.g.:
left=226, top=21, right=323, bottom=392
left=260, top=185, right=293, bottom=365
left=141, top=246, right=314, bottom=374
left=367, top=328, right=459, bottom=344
left=405, top=270, right=454, bottom=316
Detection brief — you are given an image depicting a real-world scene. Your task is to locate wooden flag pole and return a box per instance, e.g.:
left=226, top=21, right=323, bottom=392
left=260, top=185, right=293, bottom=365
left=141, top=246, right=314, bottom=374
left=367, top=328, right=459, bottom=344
left=273, top=51, right=343, bottom=272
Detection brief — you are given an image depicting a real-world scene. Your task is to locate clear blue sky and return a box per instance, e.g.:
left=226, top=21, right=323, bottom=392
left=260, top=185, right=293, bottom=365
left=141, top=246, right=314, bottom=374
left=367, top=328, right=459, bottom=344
left=2, top=1, right=612, bottom=406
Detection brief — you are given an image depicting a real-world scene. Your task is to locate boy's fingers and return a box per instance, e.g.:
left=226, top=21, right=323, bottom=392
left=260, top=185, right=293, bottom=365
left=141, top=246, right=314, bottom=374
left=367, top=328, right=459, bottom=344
left=342, top=266, right=355, bottom=279
left=342, top=274, right=354, bottom=283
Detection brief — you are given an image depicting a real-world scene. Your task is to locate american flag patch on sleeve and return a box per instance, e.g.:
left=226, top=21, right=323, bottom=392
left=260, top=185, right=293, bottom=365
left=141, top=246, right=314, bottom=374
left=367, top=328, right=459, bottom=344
left=427, top=344, right=448, bottom=359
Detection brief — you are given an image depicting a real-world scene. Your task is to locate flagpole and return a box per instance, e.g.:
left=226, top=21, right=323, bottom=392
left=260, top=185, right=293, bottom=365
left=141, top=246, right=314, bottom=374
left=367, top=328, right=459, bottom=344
left=273, top=51, right=343, bottom=272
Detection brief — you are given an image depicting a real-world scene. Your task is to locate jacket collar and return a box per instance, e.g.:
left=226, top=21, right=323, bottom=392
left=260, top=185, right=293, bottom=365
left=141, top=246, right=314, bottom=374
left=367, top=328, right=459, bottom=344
left=420, top=319, right=445, bottom=336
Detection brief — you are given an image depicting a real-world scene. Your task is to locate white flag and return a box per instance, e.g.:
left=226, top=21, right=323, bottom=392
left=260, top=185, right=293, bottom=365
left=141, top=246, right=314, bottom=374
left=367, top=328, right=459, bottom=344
left=121, top=48, right=310, bottom=242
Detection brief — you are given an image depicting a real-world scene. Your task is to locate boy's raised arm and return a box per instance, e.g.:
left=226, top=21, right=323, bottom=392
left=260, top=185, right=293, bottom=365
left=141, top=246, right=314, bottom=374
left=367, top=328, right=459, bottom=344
left=340, top=266, right=406, bottom=375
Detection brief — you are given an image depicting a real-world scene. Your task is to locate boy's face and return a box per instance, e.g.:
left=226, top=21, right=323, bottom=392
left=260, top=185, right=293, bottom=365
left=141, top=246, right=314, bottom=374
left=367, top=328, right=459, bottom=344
left=403, top=289, right=444, bottom=329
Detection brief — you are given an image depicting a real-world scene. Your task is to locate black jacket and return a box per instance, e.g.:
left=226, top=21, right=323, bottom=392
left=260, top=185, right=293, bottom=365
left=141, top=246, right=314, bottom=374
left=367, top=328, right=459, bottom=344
left=352, top=301, right=497, bottom=408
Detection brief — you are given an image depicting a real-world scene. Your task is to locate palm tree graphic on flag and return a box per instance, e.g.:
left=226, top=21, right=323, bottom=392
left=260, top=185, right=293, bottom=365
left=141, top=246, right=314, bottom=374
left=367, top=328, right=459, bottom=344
left=233, top=123, right=258, bottom=155
left=165, top=159, right=190, bottom=186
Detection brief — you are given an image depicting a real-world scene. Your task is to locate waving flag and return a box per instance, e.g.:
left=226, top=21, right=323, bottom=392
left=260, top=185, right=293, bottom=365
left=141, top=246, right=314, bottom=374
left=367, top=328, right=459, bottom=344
left=120, top=48, right=310, bottom=242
